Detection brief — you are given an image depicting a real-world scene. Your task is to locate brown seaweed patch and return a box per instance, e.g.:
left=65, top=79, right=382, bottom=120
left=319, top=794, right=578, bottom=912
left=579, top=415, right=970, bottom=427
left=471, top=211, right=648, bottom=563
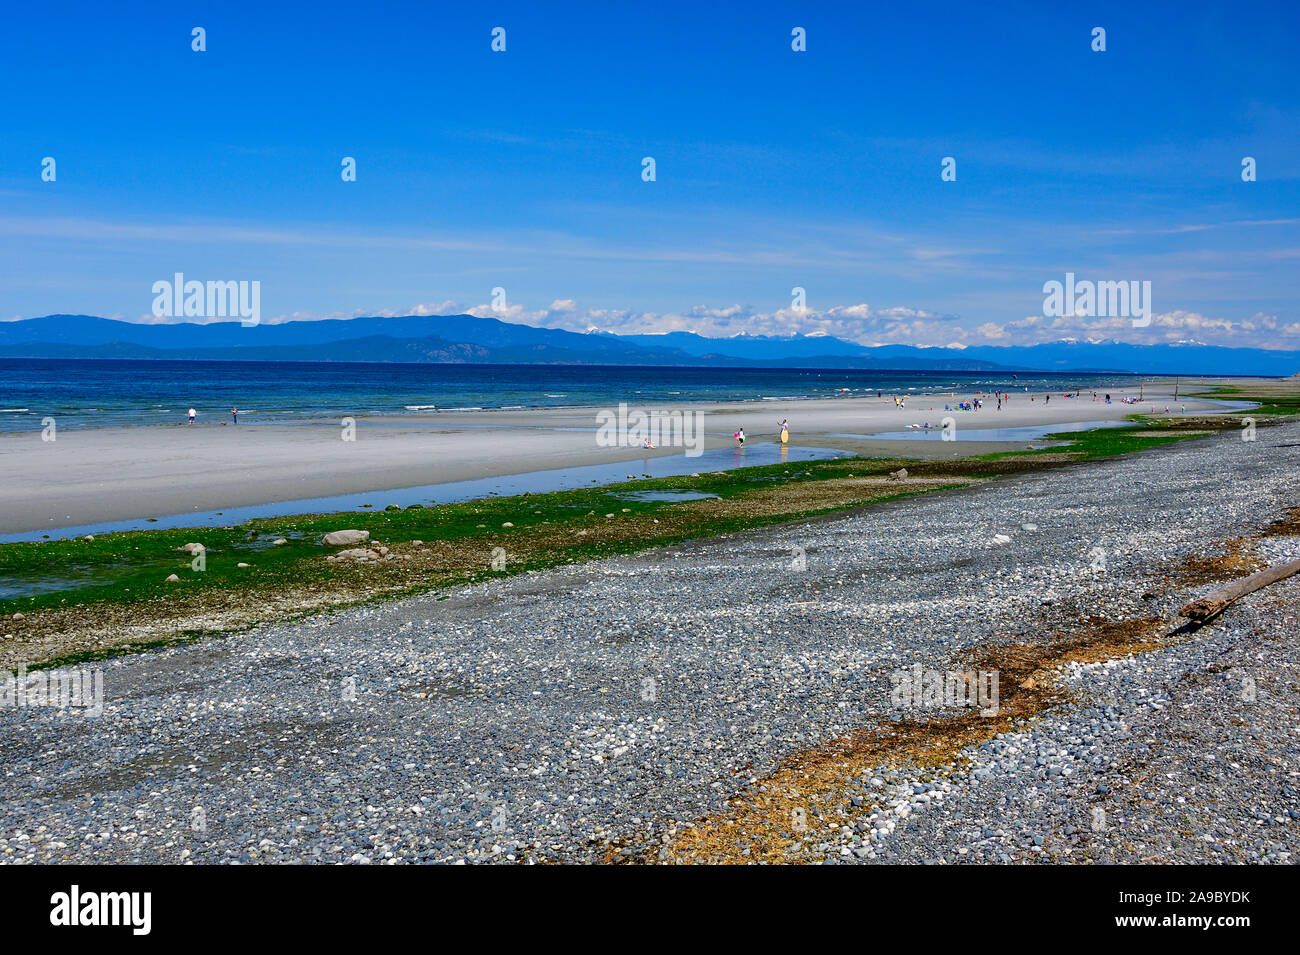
left=623, top=616, right=1166, bottom=865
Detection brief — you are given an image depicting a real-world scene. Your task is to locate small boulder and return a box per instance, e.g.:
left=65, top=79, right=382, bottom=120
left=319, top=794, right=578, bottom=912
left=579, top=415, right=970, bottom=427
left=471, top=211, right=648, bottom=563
left=322, top=529, right=370, bottom=546
left=888, top=468, right=908, bottom=482
left=272, top=538, right=287, bottom=546
left=177, top=542, right=206, bottom=555
left=165, top=574, right=181, bottom=583
left=237, top=562, right=250, bottom=568
left=331, top=548, right=375, bottom=561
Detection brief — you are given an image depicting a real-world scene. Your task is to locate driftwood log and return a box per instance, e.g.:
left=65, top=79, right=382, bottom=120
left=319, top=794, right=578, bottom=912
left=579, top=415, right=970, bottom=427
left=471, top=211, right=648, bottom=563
left=1180, top=558, right=1300, bottom=623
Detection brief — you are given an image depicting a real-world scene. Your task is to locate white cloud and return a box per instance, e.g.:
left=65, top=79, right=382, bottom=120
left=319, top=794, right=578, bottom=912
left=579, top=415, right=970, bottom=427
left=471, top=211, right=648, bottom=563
left=248, top=299, right=1295, bottom=351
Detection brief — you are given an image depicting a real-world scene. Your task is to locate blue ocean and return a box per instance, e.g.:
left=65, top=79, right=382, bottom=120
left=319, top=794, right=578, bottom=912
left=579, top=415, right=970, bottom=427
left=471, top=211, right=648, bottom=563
left=0, top=358, right=1140, bottom=432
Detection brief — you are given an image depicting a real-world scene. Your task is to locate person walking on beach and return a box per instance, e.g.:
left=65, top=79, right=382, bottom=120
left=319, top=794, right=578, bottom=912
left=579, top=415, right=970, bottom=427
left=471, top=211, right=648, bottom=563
left=778, top=418, right=789, bottom=445
left=188, top=407, right=196, bottom=425
left=735, top=428, right=745, bottom=446
left=232, top=406, right=239, bottom=425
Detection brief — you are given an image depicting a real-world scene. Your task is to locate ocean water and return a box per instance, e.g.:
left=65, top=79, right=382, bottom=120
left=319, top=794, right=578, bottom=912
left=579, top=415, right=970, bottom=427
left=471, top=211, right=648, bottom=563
left=0, top=358, right=1140, bottom=432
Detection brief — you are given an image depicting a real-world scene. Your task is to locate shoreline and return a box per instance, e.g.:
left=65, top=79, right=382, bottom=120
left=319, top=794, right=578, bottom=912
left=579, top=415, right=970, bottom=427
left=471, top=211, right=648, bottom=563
left=0, top=384, right=1256, bottom=535
left=3, top=417, right=1296, bottom=864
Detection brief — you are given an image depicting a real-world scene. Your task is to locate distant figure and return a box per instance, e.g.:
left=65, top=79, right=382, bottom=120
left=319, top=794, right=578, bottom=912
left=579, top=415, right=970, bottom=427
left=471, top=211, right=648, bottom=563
left=232, top=406, right=239, bottom=424
left=778, top=418, right=789, bottom=444
left=641, top=437, right=656, bottom=449
left=734, top=428, right=745, bottom=446
left=188, top=407, right=196, bottom=425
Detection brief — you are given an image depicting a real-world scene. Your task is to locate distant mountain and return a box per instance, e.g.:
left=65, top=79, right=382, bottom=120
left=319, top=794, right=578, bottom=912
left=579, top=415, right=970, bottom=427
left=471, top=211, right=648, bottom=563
left=957, top=341, right=1300, bottom=377
left=0, top=315, right=1019, bottom=370
left=0, top=314, right=1296, bottom=376
left=620, top=330, right=877, bottom=361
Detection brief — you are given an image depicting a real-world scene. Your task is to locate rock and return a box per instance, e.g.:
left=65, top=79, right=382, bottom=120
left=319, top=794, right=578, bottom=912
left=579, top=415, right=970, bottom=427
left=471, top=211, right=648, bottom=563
left=272, top=538, right=287, bottom=546
left=165, top=574, right=180, bottom=583
left=323, top=530, right=370, bottom=546
left=502, top=522, right=514, bottom=528
left=888, top=468, right=908, bottom=482
left=329, top=548, right=379, bottom=562
left=411, top=540, right=423, bottom=546
left=83, top=535, right=95, bottom=542
left=177, top=542, right=206, bottom=555
left=237, top=562, right=250, bottom=568
left=11, top=613, right=23, bottom=621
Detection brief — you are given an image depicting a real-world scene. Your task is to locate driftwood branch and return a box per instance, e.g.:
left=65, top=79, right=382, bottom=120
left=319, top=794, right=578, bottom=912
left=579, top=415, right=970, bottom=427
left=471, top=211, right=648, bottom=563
left=1180, top=558, right=1300, bottom=623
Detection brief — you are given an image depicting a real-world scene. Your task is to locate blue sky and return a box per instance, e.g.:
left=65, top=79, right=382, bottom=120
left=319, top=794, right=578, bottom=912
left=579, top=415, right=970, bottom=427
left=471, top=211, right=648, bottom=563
left=1, top=0, right=1297, bottom=348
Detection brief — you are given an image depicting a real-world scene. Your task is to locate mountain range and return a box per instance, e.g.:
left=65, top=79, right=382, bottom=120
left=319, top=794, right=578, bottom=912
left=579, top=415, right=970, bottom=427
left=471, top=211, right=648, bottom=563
left=1, top=314, right=1297, bottom=376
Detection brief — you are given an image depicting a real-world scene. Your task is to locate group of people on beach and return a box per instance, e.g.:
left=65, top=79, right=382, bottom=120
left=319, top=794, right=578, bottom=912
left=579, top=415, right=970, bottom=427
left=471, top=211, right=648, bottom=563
left=730, top=418, right=789, bottom=447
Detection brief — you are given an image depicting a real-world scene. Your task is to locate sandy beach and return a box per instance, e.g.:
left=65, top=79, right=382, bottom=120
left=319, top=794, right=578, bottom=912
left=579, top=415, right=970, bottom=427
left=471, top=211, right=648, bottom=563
left=0, top=382, right=1246, bottom=534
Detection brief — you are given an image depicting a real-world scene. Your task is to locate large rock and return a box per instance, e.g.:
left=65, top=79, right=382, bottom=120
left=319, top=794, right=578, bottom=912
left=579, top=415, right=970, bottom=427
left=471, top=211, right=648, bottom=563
left=322, top=529, right=370, bottom=546
left=177, top=542, right=206, bottom=555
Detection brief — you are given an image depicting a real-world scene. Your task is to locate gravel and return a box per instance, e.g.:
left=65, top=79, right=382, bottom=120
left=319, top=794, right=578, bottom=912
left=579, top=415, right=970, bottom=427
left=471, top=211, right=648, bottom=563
left=1, top=423, right=1297, bottom=864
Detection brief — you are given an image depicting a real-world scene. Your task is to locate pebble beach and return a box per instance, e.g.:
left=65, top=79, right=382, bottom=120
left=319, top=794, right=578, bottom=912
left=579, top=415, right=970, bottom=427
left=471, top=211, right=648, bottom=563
left=1, top=418, right=1295, bottom=864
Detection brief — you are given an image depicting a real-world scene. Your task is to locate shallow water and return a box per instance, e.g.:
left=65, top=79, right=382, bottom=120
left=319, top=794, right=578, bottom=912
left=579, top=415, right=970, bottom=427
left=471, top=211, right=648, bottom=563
left=840, top=419, right=1135, bottom=442
left=615, top=489, right=720, bottom=503
left=841, top=401, right=1258, bottom=443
